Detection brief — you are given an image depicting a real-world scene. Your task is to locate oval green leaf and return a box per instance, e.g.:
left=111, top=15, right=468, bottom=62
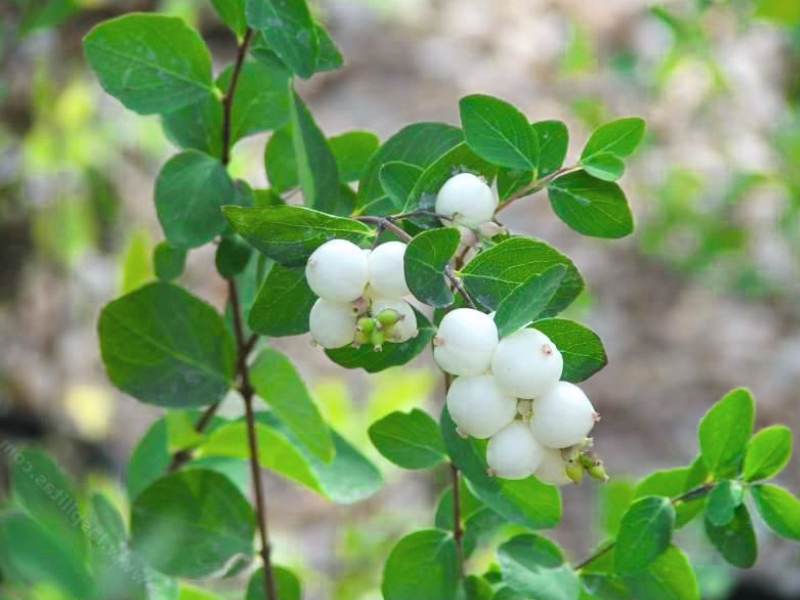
left=623, top=545, right=699, bottom=600
left=83, top=13, right=214, bottom=115
left=614, top=496, right=675, bottom=575
left=98, top=282, right=236, bottom=408
left=547, top=170, right=633, bottom=239
left=382, top=529, right=459, bottom=600
left=248, top=264, right=316, bottom=337
left=223, top=205, right=373, bottom=266
left=698, top=387, right=754, bottom=477
left=750, top=484, right=800, bottom=540
left=581, top=118, right=646, bottom=161
left=459, top=94, right=539, bottom=171
left=155, top=150, right=236, bottom=248
left=404, top=228, right=460, bottom=307
left=497, top=534, right=581, bottom=600
left=494, top=265, right=566, bottom=337
left=368, top=409, right=446, bottom=469
left=246, top=0, right=319, bottom=78
left=743, top=425, right=792, bottom=481
left=130, top=469, right=255, bottom=578
left=704, top=504, right=757, bottom=568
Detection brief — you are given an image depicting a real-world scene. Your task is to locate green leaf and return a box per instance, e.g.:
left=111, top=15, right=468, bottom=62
left=600, top=481, right=635, bottom=538
left=247, top=565, right=302, bottom=600
left=368, top=409, right=446, bottom=469
left=289, top=90, right=341, bottom=213
left=161, top=94, right=224, bottom=158
left=217, top=59, right=291, bottom=144
left=614, top=496, right=675, bottom=575
left=224, top=205, right=373, bottom=266
left=379, top=161, right=424, bottom=208
left=461, top=237, right=584, bottom=315
left=459, top=94, right=539, bottom=171
left=534, top=120, right=569, bottom=177
left=495, top=120, right=568, bottom=201
left=548, top=171, right=634, bottom=239
left=10, top=448, right=86, bottom=559
left=210, top=0, right=247, bottom=37
left=496, top=168, right=533, bottom=202
left=704, top=504, right=757, bottom=568
left=581, top=152, right=625, bottom=182
left=441, top=408, right=561, bottom=529
left=313, top=23, right=343, bottom=71
left=404, top=142, right=497, bottom=213
left=88, top=493, right=151, bottom=600
left=494, top=266, right=566, bottom=337
left=154, top=241, right=188, bottom=282
left=83, top=13, right=214, bottom=115
left=623, top=546, right=699, bottom=600
left=382, top=529, right=459, bottom=600
left=246, top=0, right=318, bottom=78
left=633, top=465, right=705, bottom=528
left=215, top=235, right=253, bottom=278
left=581, top=117, right=645, bottom=161
left=357, top=122, right=463, bottom=215
left=0, top=512, right=94, bottom=598
left=126, top=418, right=172, bottom=500
left=705, top=480, right=744, bottom=527
left=743, top=425, right=792, bottom=481
left=121, top=228, right=154, bottom=293
left=530, top=318, right=607, bottom=383
left=131, top=469, right=255, bottom=578
left=17, top=0, right=78, bottom=36
left=264, top=124, right=297, bottom=192
left=155, top=150, right=235, bottom=248
left=98, top=282, right=236, bottom=408
left=497, top=534, right=581, bottom=600
left=463, top=575, right=495, bottom=600
left=326, top=308, right=434, bottom=372
left=698, top=387, right=754, bottom=477
left=248, top=264, right=315, bottom=336
left=201, top=415, right=381, bottom=503
left=750, top=484, right=800, bottom=540
left=581, top=573, right=630, bottom=600
left=404, top=228, right=460, bottom=307
left=329, top=131, right=380, bottom=182
left=250, top=348, right=334, bottom=462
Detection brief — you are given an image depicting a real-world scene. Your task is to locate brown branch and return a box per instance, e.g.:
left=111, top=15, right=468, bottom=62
left=494, top=165, right=579, bottom=216
left=220, top=27, right=254, bottom=166
left=229, top=280, right=277, bottom=600
left=572, top=481, right=715, bottom=571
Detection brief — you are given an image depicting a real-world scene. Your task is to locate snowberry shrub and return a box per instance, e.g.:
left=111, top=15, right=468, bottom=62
left=2, top=4, right=795, bottom=600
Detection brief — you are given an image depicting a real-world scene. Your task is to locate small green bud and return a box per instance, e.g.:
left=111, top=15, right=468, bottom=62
left=357, top=317, right=376, bottom=334
left=588, top=462, right=609, bottom=482
left=578, top=451, right=599, bottom=470
left=565, top=460, right=584, bottom=485
left=371, top=328, right=385, bottom=352
left=376, top=308, right=400, bottom=327
left=354, top=329, right=370, bottom=346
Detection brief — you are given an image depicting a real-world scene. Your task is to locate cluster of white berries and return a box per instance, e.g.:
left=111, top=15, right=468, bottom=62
left=437, top=308, right=603, bottom=484
left=306, top=239, right=419, bottom=351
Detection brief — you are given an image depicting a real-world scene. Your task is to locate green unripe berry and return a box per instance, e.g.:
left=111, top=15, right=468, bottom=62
left=377, top=308, right=400, bottom=327
left=357, top=317, right=376, bottom=334
left=371, top=328, right=385, bottom=352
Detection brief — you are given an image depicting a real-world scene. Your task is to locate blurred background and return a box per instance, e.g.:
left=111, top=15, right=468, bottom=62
left=1, top=0, right=799, bottom=598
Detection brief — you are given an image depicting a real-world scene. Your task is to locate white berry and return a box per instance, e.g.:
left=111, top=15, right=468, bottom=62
left=446, top=374, right=517, bottom=439
left=368, top=242, right=410, bottom=298
left=435, top=172, right=497, bottom=226
left=433, top=308, right=499, bottom=376
left=491, top=328, right=563, bottom=399
left=305, top=239, right=369, bottom=303
left=529, top=382, right=598, bottom=449
left=486, top=421, right=544, bottom=480
left=534, top=447, right=572, bottom=486
left=371, top=298, right=418, bottom=343
left=308, top=298, right=357, bottom=349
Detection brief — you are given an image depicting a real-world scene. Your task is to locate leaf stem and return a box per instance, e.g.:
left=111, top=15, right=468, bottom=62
left=355, top=215, right=476, bottom=308
left=572, top=481, right=715, bottom=571
left=494, top=165, right=579, bottom=215
left=229, top=279, right=278, bottom=600
left=220, top=27, right=254, bottom=166
left=167, top=401, right=222, bottom=472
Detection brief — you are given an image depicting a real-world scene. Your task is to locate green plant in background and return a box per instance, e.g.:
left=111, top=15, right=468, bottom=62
left=1, top=2, right=799, bottom=600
